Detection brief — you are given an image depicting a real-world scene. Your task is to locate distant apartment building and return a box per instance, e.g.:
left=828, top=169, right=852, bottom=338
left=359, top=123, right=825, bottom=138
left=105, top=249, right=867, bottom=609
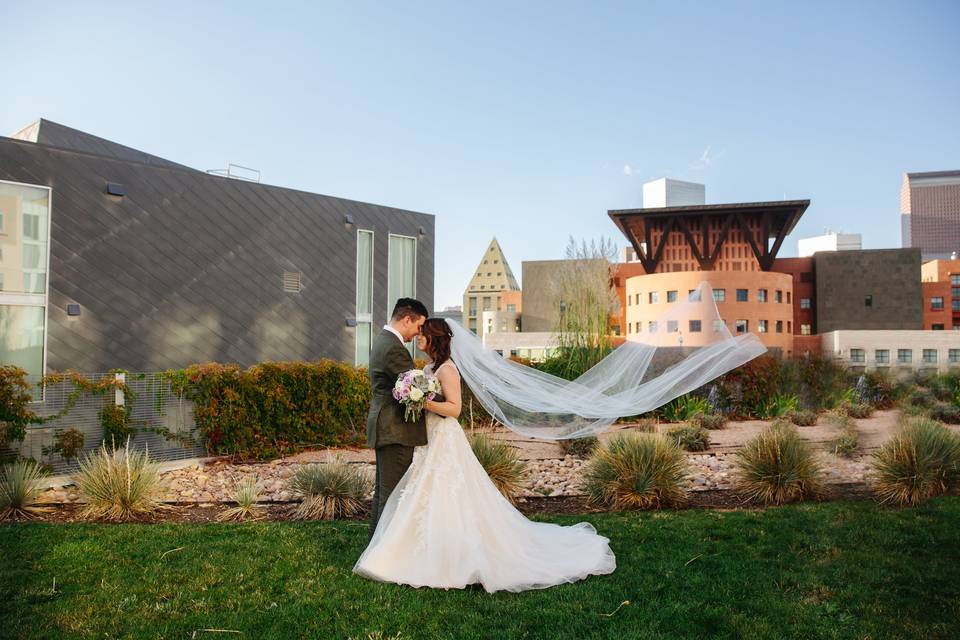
left=798, top=231, right=862, bottom=257
left=921, top=259, right=960, bottom=330
left=642, top=178, right=705, bottom=208
left=461, top=238, right=520, bottom=335
left=901, top=170, right=960, bottom=260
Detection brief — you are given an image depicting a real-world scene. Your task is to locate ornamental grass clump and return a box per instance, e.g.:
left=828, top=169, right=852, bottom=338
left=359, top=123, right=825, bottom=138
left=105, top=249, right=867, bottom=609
left=789, top=409, right=818, bottom=427
left=75, top=442, right=163, bottom=521
left=0, top=460, right=48, bottom=520
left=218, top=476, right=265, bottom=522
left=469, top=433, right=529, bottom=503
left=870, top=418, right=960, bottom=506
left=734, top=422, right=824, bottom=505
left=691, top=412, right=727, bottom=430
left=666, top=424, right=710, bottom=452
left=289, top=459, right=370, bottom=520
left=583, top=432, right=688, bottom=510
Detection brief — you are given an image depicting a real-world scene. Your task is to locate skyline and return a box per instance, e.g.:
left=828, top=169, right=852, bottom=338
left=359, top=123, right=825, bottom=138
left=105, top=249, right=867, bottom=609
left=2, top=1, right=958, bottom=309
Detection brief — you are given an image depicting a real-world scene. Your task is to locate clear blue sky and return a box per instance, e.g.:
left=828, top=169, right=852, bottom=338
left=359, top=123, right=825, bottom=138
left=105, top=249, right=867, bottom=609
left=3, top=1, right=958, bottom=309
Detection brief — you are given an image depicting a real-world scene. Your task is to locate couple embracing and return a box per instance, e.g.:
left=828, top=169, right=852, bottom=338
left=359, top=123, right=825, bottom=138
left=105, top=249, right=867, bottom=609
left=353, top=298, right=616, bottom=593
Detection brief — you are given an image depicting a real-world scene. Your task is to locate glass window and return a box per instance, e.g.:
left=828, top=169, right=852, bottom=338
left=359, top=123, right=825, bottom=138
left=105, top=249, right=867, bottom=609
left=388, top=235, right=417, bottom=353
left=667, top=290, right=678, bottom=303
left=635, top=321, right=640, bottom=333
left=775, top=290, right=783, bottom=303
left=713, top=289, right=726, bottom=302
left=482, top=297, right=492, bottom=311
left=713, top=319, right=725, bottom=333
left=758, top=319, right=768, bottom=333
left=933, top=324, right=944, bottom=330
left=736, top=289, right=748, bottom=302
left=687, top=288, right=700, bottom=301
left=875, top=349, right=889, bottom=363
left=735, top=319, right=748, bottom=333
left=800, top=324, right=811, bottom=335
left=0, top=182, right=50, bottom=294
left=775, top=320, right=783, bottom=333
left=634, top=293, right=640, bottom=305
left=648, top=321, right=658, bottom=333
left=850, top=348, right=865, bottom=363
left=922, top=349, right=938, bottom=364
left=0, top=305, right=45, bottom=377
left=667, top=320, right=678, bottom=333
left=949, top=349, right=960, bottom=363
left=931, top=297, right=944, bottom=310
left=800, top=298, right=811, bottom=309
left=757, top=289, right=768, bottom=302
left=355, top=230, right=374, bottom=366
left=787, top=292, right=791, bottom=304
left=626, top=295, right=631, bottom=306
left=648, top=292, right=659, bottom=304
left=689, top=319, right=701, bottom=332
left=897, top=349, right=912, bottom=364
left=951, top=287, right=960, bottom=298
left=952, top=274, right=960, bottom=285
left=864, top=294, right=872, bottom=307
left=954, top=300, right=960, bottom=312
left=506, top=304, right=516, bottom=312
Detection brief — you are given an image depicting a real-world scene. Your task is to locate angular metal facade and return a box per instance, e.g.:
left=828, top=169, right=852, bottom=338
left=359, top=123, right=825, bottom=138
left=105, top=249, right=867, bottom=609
left=0, top=127, right=434, bottom=372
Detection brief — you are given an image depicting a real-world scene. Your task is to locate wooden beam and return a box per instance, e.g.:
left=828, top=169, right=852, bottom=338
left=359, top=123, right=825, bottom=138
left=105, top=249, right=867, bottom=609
left=734, top=212, right=765, bottom=267
left=649, top=216, right=676, bottom=273
left=763, top=213, right=793, bottom=270
left=708, top=213, right=736, bottom=265
left=674, top=216, right=704, bottom=265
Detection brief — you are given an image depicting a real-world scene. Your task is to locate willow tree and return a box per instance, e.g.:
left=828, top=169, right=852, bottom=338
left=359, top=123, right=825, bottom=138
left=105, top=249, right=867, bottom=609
left=545, top=237, right=620, bottom=380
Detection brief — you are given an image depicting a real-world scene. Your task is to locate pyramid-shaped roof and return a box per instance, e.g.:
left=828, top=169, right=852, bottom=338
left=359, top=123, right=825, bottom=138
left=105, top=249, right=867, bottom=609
left=464, top=238, right=520, bottom=295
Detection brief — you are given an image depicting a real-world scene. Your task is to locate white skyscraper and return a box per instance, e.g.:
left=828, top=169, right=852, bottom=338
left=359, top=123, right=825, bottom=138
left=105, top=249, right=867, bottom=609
left=798, top=232, right=862, bottom=257
left=642, top=178, right=706, bottom=208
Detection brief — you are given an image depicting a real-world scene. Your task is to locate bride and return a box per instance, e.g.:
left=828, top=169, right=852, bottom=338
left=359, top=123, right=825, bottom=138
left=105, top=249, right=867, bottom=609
left=353, top=318, right=617, bottom=593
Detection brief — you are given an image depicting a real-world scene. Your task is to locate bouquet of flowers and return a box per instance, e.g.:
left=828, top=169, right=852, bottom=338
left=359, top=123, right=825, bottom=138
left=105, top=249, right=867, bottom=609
left=393, top=369, right=442, bottom=422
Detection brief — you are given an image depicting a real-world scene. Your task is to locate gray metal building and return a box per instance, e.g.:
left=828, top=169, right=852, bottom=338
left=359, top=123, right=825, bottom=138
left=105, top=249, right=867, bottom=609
left=0, top=119, right=434, bottom=375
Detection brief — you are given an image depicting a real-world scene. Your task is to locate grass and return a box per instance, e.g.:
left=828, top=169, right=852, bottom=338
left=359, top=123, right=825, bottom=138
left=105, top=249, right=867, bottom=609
left=2, top=500, right=960, bottom=639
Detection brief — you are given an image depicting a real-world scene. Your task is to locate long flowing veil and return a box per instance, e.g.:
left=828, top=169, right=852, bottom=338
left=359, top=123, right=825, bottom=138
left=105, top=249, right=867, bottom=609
left=446, top=281, right=767, bottom=439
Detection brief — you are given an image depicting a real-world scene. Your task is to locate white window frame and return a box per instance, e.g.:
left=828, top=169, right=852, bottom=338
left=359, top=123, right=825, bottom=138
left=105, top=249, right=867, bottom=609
left=355, top=229, right=374, bottom=366
left=387, top=233, right=418, bottom=356
left=0, top=179, right=53, bottom=379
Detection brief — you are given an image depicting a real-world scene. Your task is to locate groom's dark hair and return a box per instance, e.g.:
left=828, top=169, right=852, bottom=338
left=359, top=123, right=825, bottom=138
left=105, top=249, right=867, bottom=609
left=391, top=298, right=429, bottom=322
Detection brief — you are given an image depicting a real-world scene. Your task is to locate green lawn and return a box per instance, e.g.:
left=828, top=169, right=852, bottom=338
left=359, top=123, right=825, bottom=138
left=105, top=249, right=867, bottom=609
left=3, top=499, right=959, bottom=640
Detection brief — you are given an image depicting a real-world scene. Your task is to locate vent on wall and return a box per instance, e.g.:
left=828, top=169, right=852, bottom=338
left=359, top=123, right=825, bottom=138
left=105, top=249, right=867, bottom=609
left=283, top=271, right=302, bottom=293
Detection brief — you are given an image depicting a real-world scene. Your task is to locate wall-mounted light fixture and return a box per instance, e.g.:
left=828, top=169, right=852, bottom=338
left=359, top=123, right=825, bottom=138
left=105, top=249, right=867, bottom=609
left=345, top=318, right=358, bottom=327
left=66, top=303, right=81, bottom=316
left=106, top=182, right=125, bottom=196
left=418, top=226, right=426, bottom=237
left=344, top=214, right=355, bottom=228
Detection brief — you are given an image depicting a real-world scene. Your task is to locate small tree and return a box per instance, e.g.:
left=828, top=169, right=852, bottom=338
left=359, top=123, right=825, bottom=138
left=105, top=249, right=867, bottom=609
left=543, top=237, right=620, bottom=380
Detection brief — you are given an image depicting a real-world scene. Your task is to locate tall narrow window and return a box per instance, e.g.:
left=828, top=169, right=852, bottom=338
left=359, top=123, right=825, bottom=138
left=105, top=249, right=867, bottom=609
left=0, top=180, right=51, bottom=377
left=388, top=234, right=417, bottom=354
left=355, top=230, right=374, bottom=366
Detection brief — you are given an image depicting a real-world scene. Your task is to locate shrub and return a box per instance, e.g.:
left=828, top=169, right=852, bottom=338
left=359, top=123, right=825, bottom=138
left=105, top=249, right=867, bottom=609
left=75, top=442, right=163, bottom=521
left=0, top=460, right=48, bottom=520
left=558, top=436, right=598, bottom=458
left=0, top=365, right=37, bottom=448
left=99, top=403, right=134, bottom=446
left=183, top=360, right=371, bottom=459
left=907, top=388, right=935, bottom=409
left=860, top=370, right=901, bottom=409
left=218, top=476, right=265, bottom=522
left=734, top=422, right=824, bottom=505
left=42, top=427, right=86, bottom=461
left=691, top=412, right=727, bottom=430
left=583, top=433, right=688, bottom=510
left=789, top=409, right=818, bottom=427
left=842, top=402, right=874, bottom=419
left=831, top=429, right=859, bottom=458
left=870, top=418, right=960, bottom=506
left=469, top=433, right=529, bottom=503
left=929, top=402, right=960, bottom=425
left=634, top=417, right=659, bottom=433
left=757, top=394, right=800, bottom=419
left=662, top=395, right=710, bottom=423
left=289, top=459, right=370, bottom=520
left=666, top=424, right=710, bottom=452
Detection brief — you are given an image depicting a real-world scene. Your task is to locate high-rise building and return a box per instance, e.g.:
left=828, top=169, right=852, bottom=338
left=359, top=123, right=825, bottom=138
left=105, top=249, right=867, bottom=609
left=642, top=178, right=705, bottom=209
left=900, top=170, right=960, bottom=260
left=461, top=238, right=520, bottom=334
left=798, top=231, right=862, bottom=257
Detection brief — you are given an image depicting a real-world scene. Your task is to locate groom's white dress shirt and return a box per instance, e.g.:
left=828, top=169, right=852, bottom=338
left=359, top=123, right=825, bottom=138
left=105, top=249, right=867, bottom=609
left=383, top=324, right=405, bottom=344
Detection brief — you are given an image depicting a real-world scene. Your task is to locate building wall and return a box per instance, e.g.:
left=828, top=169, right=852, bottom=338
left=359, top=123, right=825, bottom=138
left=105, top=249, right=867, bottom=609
left=0, top=136, right=434, bottom=372
left=623, top=271, right=794, bottom=353
left=520, top=259, right=570, bottom=332
left=461, top=238, right=520, bottom=334
left=821, top=330, right=960, bottom=374
left=771, top=257, right=815, bottom=335
left=797, top=232, right=861, bottom=257
left=814, top=249, right=922, bottom=333
left=901, top=171, right=960, bottom=260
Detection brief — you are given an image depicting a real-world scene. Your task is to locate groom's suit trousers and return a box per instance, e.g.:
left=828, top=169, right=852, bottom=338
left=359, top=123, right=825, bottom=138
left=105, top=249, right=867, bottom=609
left=370, top=443, right=415, bottom=540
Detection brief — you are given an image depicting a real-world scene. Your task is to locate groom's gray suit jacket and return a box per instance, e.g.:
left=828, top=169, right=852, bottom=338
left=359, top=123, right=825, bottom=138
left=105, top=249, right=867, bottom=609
left=366, top=329, right=428, bottom=449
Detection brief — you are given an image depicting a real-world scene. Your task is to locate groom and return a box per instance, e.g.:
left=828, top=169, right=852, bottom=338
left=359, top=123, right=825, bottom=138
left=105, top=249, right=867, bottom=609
left=366, top=297, right=429, bottom=540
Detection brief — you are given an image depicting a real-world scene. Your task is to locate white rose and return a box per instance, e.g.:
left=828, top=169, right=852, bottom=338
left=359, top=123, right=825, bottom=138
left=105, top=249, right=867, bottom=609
left=408, top=387, right=424, bottom=402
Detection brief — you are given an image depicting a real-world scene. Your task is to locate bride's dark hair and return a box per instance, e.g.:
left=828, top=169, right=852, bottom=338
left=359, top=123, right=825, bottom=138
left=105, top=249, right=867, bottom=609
left=421, top=318, right=453, bottom=368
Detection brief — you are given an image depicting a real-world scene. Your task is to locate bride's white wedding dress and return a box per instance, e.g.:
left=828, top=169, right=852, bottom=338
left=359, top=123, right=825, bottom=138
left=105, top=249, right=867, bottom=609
left=353, top=361, right=616, bottom=593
